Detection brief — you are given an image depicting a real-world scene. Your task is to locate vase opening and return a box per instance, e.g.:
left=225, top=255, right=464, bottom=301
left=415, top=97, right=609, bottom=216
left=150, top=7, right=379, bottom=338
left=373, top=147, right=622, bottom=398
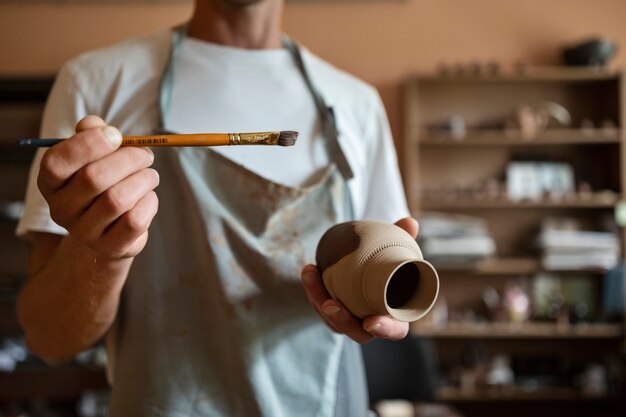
left=385, top=260, right=439, bottom=322
left=386, top=263, right=420, bottom=308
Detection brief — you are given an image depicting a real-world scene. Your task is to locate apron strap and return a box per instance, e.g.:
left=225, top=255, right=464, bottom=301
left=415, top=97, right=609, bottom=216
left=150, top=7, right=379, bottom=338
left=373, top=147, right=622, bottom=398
left=157, top=23, right=188, bottom=133
left=281, top=35, right=354, bottom=181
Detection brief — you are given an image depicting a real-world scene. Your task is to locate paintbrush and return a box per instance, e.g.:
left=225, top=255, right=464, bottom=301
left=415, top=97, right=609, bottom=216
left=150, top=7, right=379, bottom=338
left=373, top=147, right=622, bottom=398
left=18, top=131, right=299, bottom=148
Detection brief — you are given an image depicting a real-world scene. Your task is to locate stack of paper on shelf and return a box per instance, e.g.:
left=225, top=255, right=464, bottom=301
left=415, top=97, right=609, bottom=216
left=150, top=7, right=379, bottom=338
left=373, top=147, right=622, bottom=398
left=537, top=228, right=620, bottom=271
left=419, top=212, right=496, bottom=264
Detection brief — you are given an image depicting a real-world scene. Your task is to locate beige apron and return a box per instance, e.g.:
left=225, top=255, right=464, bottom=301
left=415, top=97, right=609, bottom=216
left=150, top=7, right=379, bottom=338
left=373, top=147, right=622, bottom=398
left=105, top=27, right=370, bottom=417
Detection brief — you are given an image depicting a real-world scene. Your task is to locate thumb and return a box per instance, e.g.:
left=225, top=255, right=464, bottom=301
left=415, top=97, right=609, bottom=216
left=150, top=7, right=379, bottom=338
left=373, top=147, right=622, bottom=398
left=394, top=217, right=419, bottom=239
left=75, top=115, right=107, bottom=133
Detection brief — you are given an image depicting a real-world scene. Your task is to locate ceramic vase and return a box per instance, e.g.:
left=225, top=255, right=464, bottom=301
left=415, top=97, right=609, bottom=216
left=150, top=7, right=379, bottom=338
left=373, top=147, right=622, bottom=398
left=315, top=220, right=439, bottom=322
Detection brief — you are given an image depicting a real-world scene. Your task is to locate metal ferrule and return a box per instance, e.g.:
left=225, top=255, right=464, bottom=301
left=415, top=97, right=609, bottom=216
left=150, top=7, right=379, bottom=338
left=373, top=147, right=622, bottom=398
left=228, top=131, right=280, bottom=146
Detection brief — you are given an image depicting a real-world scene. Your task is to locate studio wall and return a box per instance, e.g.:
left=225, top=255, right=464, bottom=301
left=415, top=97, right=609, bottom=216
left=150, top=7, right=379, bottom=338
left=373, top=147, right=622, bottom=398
left=1, top=0, right=624, bottom=139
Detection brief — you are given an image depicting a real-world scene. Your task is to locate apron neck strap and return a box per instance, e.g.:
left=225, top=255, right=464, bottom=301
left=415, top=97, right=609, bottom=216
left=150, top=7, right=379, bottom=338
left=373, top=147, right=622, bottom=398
left=157, top=23, right=188, bottom=132
left=281, top=35, right=354, bottom=180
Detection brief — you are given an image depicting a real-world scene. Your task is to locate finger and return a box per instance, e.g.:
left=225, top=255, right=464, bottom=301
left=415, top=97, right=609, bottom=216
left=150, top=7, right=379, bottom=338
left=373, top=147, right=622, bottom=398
left=75, top=115, right=107, bottom=132
left=301, top=264, right=332, bottom=306
left=394, top=217, right=419, bottom=239
left=99, top=190, right=159, bottom=258
left=362, top=315, right=409, bottom=341
left=320, top=300, right=374, bottom=344
left=51, top=147, right=155, bottom=226
left=74, top=168, right=160, bottom=242
left=38, top=126, right=123, bottom=193
left=300, top=265, right=374, bottom=344
left=300, top=265, right=345, bottom=332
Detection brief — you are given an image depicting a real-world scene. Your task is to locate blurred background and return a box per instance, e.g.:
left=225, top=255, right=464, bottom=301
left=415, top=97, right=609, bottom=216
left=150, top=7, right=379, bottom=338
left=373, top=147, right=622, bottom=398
left=0, top=1, right=625, bottom=417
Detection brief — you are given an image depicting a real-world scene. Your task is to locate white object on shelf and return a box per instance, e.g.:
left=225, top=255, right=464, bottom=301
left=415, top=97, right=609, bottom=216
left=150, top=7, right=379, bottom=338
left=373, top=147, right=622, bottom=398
left=507, top=162, right=575, bottom=201
left=375, top=400, right=415, bottom=417
left=422, top=235, right=496, bottom=258
left=507, top=162, right=543, bottom=201
left=537, top=229, right=619, bottom=251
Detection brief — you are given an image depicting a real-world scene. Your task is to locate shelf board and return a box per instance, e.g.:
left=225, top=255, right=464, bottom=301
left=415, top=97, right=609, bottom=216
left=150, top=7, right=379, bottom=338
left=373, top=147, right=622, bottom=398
left=0, top=365, right=108, bottom=401
left=416, top=193, right=619, bottom=210
left=410, top=322, right=624, bottom=339
left=417, top=128, right=621, bottom=146
left=0, top=273, right=25, bottom=288
left=432, top=257, right=540, bottom=275
left=0, top=77, right=54, bottom=103
left=435, top=386, right=622, bottom=402
left=414, top=67, right=622, bottom=83
left=0, top=144, right=36, bottom=163
left=431, top=257, right=610, bottom=275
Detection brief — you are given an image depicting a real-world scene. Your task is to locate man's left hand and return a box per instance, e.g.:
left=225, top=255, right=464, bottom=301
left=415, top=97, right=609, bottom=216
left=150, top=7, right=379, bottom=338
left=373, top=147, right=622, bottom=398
left=300, top=217, right=419, bottom=344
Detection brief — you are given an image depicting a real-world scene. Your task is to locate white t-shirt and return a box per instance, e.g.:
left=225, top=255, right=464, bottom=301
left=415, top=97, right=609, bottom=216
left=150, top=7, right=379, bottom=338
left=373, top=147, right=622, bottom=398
left=17, top=30, right=408, bottom=236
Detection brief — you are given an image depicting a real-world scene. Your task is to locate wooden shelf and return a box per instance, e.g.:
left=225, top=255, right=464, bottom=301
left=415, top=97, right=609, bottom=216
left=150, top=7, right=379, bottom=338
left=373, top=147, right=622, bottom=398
left=0, top=145, right=36, bottom=163
left=435, top=257, right=540, bottom=274
left=435, top=386, right=622, bottom=402
left=0, top=273, right=24, bottom=288
left=432, top=257, right=610, bottom=275
left=0, top=365, right=108, bottom=401
left=411, top=322, right=624, bottom=339
left=417, top=193, right=618, bottom=210
left=417, top=128, right=621, bottom=146
left=0, top=78, right=54, bottom=103
left=416, top=67, right=621, bottom=83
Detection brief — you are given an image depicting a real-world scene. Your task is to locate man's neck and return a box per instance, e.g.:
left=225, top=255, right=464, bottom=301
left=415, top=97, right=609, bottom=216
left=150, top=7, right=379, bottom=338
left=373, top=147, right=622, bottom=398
left=188, top=0, right=283, bottom=49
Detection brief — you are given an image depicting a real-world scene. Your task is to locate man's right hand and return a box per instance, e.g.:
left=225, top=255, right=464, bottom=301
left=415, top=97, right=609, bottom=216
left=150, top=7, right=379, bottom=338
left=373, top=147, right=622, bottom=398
left=37, top=115, right=160, bottom=259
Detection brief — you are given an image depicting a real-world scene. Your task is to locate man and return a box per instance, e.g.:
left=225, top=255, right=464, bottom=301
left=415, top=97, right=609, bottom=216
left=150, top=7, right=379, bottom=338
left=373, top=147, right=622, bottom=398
left=17, top=0, right=415, bottom=415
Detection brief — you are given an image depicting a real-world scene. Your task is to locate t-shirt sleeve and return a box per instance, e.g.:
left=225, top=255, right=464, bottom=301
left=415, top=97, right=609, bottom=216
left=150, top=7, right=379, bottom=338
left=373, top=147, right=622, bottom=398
left=15, top=64, right=87, bottom=237
left=359, top=91, right=410, bottom=223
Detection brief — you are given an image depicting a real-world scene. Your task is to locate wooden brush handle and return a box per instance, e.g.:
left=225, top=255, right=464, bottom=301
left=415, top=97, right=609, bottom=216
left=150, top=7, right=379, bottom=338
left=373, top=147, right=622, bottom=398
left=121, top=133, right=230, bottom=147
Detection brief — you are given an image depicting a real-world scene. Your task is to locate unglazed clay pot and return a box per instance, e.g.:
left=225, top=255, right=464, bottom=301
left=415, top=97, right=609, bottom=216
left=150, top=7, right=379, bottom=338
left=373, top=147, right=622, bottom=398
left=316, top=220, right=439, bottom=322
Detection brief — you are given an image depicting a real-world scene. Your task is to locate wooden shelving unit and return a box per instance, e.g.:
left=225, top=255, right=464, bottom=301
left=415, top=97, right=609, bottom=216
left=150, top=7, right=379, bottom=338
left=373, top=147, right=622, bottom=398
left=417, top=128, right=620, bottom=147
left=0, top=78, right=109, bottom=415
left=431, top=257, right=611, bottom=276
left=411, top=322, right=624, bottom=339
left=403, top=68, right=626, bottom=417
left=435, top=386, right=622, bottom=402
left=0, top=79, right=52, bottom=337
left=419, top=195, right=618, bottom=210
left=0, top=365, right=108, bottom=402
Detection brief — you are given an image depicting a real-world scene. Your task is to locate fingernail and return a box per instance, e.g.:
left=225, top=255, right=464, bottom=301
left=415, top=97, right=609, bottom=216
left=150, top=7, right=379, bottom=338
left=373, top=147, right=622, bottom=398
left=301, top=271, right=316, bottom=285
left=323, top=305, right=341, bottom=316
left=144, top=147, right=155, bottom=161
left=366, top=323, right=383, bottom=333
left=103, top=126, right=122, bottom=147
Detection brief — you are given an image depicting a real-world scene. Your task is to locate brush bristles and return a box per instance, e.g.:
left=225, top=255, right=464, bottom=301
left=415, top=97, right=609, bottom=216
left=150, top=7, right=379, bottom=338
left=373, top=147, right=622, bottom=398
left=278, top=130, right=298, bottom=147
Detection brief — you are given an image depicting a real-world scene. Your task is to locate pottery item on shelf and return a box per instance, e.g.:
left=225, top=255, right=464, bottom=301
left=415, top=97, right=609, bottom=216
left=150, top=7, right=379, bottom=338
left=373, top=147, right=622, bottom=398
left=563, top=38, right=617, bottom=67
left=315, top=220, right=439, bottom=322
